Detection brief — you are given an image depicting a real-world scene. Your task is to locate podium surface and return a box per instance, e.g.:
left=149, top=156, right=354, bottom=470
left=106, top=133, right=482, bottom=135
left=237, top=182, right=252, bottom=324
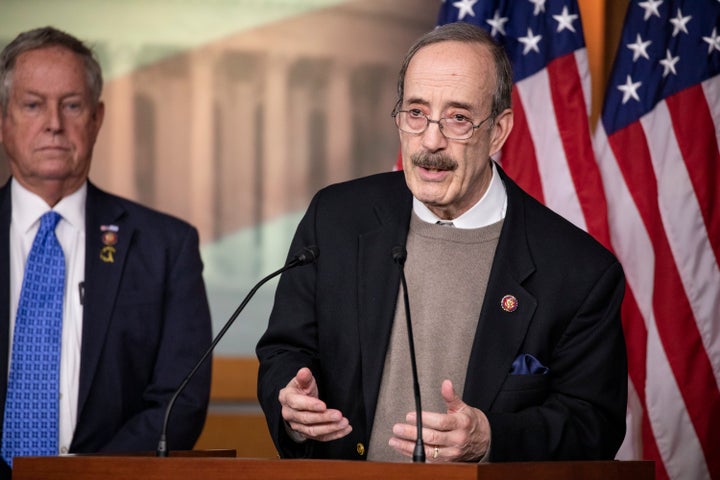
left=14, top=456, right=653, bottom=480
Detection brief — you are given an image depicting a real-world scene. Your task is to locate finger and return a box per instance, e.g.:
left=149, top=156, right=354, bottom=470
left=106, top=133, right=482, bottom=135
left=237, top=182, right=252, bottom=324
left=313, top=424, right=353, bottom=442
left=289, top=367, right=320, bottom=398
left=393, top=420, right=446, bottom=451
left=427, top=444, right=441, bottom=462
left=289, top=417, right=352, bottom=442
left=390, top=435, right=450, bottom=462
left=441, top=379, right=465, bottom=413
left=427, top=444, right=464, bottom=463
left=279, top=385, right=328, bottom=415
left=391, top=421, right=417, bottom=442
left=294, top=367, right=315, bottom=390
left=282, top=405, right=343, bottom=426
left=392, top=427, right=459, bottom=463
left=388, top=436, right=415, bottom=458
left=405, top=410, right=452, bottom=433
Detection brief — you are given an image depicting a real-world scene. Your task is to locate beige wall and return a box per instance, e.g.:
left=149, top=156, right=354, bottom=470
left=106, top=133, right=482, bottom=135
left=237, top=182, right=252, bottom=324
left=86, top=1, right=439, bottom=244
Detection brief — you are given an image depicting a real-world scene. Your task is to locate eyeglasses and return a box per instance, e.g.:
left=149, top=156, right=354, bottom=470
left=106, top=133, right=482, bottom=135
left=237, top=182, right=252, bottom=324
left=392, top=109, right=493, bottom=140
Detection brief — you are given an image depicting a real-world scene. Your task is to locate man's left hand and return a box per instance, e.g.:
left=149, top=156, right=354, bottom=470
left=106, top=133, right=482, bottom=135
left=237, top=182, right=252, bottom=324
left=388, top=379, right=491, bottom=462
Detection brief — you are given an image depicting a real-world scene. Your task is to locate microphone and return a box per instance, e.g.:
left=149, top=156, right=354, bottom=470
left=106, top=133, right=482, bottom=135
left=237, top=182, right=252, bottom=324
left=392, top=245, right=425, bottom=463
left=156, top=245, right=320, bottom=457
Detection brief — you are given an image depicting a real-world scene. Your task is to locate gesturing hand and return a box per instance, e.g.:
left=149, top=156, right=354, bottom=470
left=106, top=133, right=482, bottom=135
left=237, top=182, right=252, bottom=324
left=278, top=367, right=352, bottom=442
left=389, top=379, right=491, bottom=462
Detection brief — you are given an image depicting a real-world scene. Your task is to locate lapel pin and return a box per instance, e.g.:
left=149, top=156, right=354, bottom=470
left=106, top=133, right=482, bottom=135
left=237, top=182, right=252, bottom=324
left=100, top=225, right=119, bottom=263
left=501, top=294, right=518, bottom=312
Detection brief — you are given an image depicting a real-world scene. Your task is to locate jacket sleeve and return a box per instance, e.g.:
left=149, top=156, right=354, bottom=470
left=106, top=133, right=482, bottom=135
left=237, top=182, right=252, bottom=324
left=256, top=195, right=322, bottom=458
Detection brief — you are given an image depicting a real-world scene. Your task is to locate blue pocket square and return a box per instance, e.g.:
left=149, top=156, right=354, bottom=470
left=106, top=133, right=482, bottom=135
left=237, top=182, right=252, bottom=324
left=510, top=353, right=549, bottom=375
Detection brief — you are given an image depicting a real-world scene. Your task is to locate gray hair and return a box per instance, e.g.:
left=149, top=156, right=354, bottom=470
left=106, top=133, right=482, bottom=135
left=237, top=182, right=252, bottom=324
left=394, top=22, right=513, bottom=120
left=0, top=26, right=103, bottom=115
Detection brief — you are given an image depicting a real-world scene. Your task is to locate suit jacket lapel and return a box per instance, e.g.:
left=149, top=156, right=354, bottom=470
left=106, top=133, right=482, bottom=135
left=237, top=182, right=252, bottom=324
left=357, top=176, right=412, bottom=432
left=463, top=167, right=538, bottom=410
left=77, top=182, right=133, bottom=417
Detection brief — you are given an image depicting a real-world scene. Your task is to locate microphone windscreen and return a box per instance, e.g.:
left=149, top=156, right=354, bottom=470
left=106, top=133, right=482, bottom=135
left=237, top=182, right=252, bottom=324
left=295, top=245, right=320, bottom=265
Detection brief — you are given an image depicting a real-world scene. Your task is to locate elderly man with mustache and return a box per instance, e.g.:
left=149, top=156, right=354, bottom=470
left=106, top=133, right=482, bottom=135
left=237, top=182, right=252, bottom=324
left=257, top=22, right=627, bottom=464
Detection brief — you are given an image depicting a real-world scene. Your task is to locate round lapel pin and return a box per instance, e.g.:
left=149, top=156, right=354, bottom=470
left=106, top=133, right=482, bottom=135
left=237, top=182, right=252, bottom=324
left=501, top=294, right=518, bottom=312
left=102, top=231, right=118, bottom=246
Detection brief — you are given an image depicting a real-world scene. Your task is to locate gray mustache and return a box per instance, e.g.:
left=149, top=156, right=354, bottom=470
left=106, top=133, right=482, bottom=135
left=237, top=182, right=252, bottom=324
left=411, top=153, right=457, bottom=171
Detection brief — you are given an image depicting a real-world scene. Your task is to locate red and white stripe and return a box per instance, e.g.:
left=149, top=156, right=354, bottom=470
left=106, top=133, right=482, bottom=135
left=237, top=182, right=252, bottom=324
left=594, top=75, right=720, bottom=480
left=499, top=49, right=613, bottom=249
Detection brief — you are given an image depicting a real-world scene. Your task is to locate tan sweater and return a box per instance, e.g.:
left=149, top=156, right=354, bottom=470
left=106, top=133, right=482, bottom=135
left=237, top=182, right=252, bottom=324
left=368, top=212, right=502, bottom=462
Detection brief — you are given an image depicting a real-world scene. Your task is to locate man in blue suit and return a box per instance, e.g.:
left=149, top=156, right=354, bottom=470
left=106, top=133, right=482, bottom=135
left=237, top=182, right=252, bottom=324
left=0, top=27, right=212, bottom=474
left=257, top=22, right=627, bottom=463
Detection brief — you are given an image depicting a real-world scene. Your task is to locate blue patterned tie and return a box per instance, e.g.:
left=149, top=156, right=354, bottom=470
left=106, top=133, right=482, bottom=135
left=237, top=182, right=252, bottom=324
left=2, top=211, right=65, bottom=467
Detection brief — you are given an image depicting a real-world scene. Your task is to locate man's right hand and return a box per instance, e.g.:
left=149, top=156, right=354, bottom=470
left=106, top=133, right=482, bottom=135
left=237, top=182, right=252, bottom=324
left=278, top=367, right=352, bottom=442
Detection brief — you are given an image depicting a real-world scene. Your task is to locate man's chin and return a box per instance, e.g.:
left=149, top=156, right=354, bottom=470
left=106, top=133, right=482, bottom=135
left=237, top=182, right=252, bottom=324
left=410, top=186, right=450, bottom=207
left=21, top=164, right=82, bottom=184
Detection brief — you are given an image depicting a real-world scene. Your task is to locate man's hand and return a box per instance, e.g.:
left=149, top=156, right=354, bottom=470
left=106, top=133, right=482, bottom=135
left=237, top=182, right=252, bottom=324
left=388, top=379, right=491, bottom=462
left=278, top=367, right=352, bottom=442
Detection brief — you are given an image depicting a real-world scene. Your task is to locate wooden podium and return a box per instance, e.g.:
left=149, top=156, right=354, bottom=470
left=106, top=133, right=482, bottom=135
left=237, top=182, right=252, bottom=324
left=14, top=455, right=653, bottom=480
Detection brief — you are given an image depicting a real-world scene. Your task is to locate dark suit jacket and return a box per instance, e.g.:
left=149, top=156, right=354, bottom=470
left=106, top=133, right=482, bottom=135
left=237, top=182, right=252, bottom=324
left=257, top=166, right=627, bottom=462
left=0, top=179, right=212, bottom=473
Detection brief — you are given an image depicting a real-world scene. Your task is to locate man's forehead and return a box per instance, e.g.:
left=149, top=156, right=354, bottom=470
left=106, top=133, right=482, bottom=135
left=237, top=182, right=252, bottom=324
left=409, top=41, right=494, bottom=74
left=12, top=47, right=89, bottom=96
left=15, top=46, right=85, bottom=72
left=404, top=42, right=495, bottom=109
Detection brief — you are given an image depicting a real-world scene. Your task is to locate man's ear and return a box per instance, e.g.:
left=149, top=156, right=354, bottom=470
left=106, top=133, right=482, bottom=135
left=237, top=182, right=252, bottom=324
left=93, top=101, right=105, bottom=131
left=488, top=108, right=513, bottom=157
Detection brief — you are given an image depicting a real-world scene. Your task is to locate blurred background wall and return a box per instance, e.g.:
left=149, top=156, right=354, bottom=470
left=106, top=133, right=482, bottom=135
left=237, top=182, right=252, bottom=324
left=0, top=0, right=443, bottom=356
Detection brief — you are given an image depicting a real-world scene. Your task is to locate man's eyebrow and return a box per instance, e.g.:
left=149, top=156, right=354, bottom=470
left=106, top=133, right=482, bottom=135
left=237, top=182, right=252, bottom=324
left=403, top=97, right=476, bottom=112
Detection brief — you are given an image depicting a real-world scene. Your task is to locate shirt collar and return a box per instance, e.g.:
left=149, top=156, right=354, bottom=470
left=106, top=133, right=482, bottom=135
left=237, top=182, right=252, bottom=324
left=412, top=162, right=507, bottom=229
left=11, top=178, right=87, bottom=233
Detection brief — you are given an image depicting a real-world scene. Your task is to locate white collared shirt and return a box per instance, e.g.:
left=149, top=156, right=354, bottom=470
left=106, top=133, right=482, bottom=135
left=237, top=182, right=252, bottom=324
left=413, top=162, right=507, bottom=228
left=9, top=178, right=86, bottom=454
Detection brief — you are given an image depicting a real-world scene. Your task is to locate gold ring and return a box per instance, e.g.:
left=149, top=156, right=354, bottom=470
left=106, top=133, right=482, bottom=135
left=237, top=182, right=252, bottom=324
left=433, top=446, right=439, bottom=459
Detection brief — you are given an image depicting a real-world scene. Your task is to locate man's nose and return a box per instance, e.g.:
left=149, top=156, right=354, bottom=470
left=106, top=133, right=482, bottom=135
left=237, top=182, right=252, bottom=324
left=421, top=119, right=448, bottom=151
left=45, top=104, right=63, bottom=133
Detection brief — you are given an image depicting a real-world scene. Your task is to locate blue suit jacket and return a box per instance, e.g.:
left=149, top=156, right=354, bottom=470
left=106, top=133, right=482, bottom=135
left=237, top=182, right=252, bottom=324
left=0, top=180, right=212, bottom=472
left=257, top=166, right=628, bottom=462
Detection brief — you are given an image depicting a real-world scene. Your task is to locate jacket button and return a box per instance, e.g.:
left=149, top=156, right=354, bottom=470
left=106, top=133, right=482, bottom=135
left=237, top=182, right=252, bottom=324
left=356, top=442, right=365, bottom=456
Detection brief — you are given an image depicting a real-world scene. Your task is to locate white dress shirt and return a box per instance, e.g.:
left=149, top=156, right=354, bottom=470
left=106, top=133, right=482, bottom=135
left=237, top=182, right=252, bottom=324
left=9, top=178, right=86, bottom=454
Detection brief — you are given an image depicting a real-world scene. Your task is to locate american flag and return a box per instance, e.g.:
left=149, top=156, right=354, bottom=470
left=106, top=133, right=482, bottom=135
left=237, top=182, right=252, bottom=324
left=431, top=1, right=720, bottom=479
left=594, top=1, right=720, bottom=479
